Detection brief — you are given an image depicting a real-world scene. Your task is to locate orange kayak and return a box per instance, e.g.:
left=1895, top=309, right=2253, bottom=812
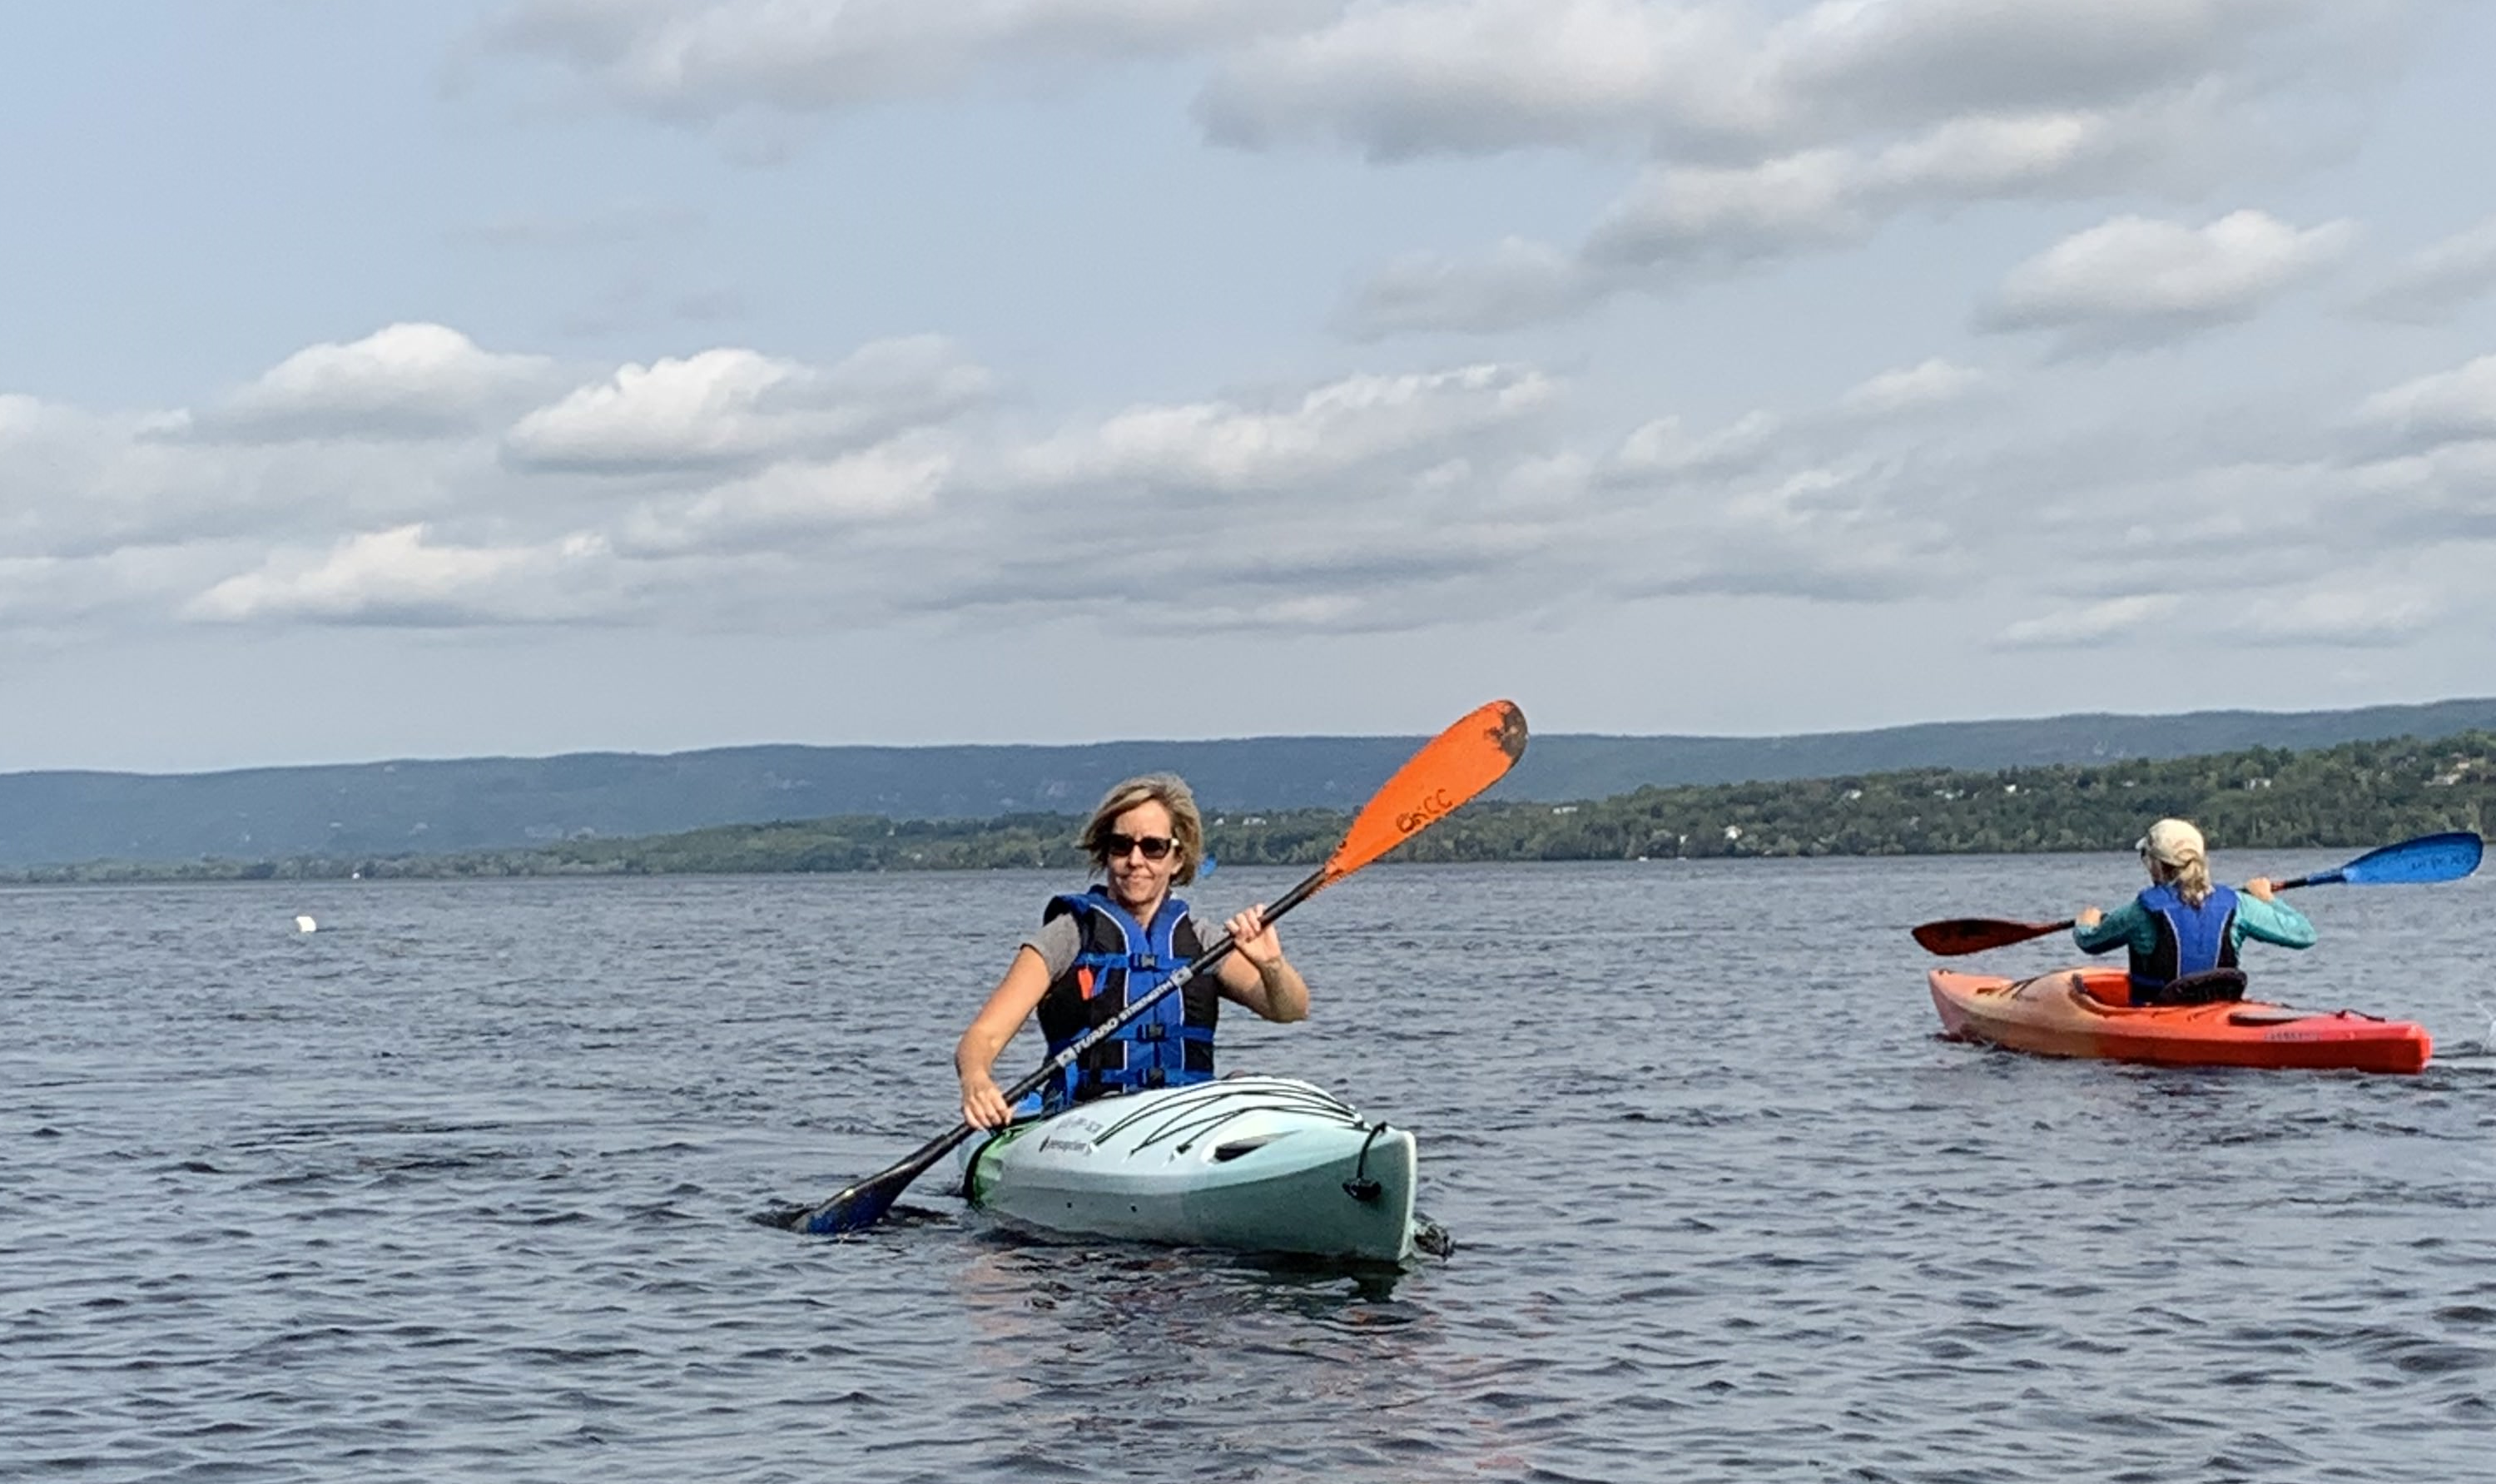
left=1928, top=965, right=2431, bottom=1075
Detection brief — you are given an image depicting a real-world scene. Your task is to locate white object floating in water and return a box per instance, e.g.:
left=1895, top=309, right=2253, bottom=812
left=295, top=916, right=318, bottom=935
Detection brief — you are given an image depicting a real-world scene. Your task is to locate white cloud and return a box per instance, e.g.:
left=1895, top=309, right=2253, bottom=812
left=169, top=324, right=553, bottom=443
left=7, top=313, right=2487, bottom=668
left=0, top=393, right=56, bottom=442
left=946, top=499, right=1562, bottom=634
left=2355, top=355, right=2496, bottom=452
left=506, top=348, right=813, bottom=470
left=186, top=524, right=616, bottom=626
left=1286, top=0, right=2409, bottom=340
left=617, top=444, right=953, bottom=556
left=485, top=0, right=2404, bottom=170
left=1588, top=149, right=1871, bottom=266
left=2346, top=442, right=2496, bottom=542
left=1839, top=359, right=1987, bottom=416
left=2356, top=216, right=2496, bottom=323
left=486, top=0, right=1326, bottom=119
left=1979, top=210, right=2355, bottom=346
left=12, top=325, right=1590, bottom=639
left=1610, top=410, right=1783, bottom=479
left=1695, top=491, right=1933, bottom=600
left=1199, top=0, right=2384, bottom=160
left=1011, top=363, right=1556, bottom=492
left=874, top=364, right=1594, bottom=632
left=2, top=399, right=280, bottom=559
left=1997, top=593, right=2184, bottom=648
left=1586, top=105, right=2174, bottom=268
left=477, top=0, right=2418, bottom=343
left=1198, top=0, right=1767, bottom=158
left=1769, top=0, right=2340, bottom=127
left=2222, top=584, right=2433, bottom=646
left=1, top=397, right=102, bottom=545
left=14, top=330, right=1604, bottom=639
left=1864, top=105, right=2151, bottom=197
left=503, top=336, right=991, bottom=472
left=1336, top=239, right=1600, bottom=340
left=1346, top=96, right=2231, bottom=333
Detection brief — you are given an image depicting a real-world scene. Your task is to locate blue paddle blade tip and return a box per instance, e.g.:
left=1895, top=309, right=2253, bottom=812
left=796, top=1184, right=893, bottom=1237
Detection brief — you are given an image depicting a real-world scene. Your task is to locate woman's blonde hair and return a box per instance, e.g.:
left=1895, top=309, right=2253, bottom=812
left=2139, top=817, right=2214, bottom=906
left=1078, top=773, right=1206, bottom=886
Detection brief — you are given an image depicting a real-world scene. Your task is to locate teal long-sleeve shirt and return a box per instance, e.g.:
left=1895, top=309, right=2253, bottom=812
left=2072, top=890, right=2318, bottom=959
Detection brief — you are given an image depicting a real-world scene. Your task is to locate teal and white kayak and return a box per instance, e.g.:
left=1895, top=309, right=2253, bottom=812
left=960, top=1075, right=1422, bottom=1263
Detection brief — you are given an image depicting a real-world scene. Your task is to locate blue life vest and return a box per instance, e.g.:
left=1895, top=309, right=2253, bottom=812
left=2129, top=882, right=2240, bottom=995
left=1031, top=887, right=1218, bottom=1112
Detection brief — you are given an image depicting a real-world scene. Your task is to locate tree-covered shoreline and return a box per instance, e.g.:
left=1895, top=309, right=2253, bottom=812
left=10, top=730, right=2489, bottom=885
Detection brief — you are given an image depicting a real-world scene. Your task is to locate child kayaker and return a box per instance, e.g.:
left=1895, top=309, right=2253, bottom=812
left=2072, top=816, right=2315, bottom=1005
left=952, top=773, right=1309, bottom=1129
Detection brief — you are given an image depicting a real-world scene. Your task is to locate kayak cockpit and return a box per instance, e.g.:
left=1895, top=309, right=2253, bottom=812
left=2064, top=965, right=2250, bottom=1010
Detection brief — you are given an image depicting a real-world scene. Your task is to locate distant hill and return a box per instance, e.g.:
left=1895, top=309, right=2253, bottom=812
left=5, top=696, right=2495, bottom=869
left=14, top=727, right=2489, bottom=884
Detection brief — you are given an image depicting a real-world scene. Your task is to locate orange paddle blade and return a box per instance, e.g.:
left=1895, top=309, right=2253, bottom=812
left=1327, top=699, right=1528, bottom=881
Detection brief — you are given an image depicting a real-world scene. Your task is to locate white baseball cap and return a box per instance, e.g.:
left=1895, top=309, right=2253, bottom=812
left=2136, top=817, right=2205, bottom=866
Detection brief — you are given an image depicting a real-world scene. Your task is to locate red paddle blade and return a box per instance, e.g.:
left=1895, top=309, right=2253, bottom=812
left=1909, top=917, right=2072, bottom=955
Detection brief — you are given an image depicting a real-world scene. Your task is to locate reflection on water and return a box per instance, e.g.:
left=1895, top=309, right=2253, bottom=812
left=4, top=859, right=2493, bottom=1482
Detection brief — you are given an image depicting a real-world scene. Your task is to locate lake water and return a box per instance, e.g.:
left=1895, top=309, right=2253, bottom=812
left=5, top=856, right=2494, bottom=1482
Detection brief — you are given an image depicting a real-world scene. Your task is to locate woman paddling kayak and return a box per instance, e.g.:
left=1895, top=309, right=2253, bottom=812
left=954, top=773, right=1310, bottom=1130
left=2072, top=817, right=2315, bottom=1005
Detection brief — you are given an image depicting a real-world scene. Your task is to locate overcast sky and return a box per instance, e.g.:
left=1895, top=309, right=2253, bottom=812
left=6, top=0, right=2495, bottom=772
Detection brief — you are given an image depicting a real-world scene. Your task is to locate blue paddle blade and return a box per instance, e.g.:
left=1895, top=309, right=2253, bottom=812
left=794, top=1176, right=902, bottom=1235
left=2330, top=831, right=2484, bottom=886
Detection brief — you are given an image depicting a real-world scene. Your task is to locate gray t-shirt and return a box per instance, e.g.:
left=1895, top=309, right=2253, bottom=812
left=1020, top=906, right=1217, bottom=980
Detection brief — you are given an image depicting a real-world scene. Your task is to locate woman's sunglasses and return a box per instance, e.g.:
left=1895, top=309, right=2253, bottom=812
left=1104, top=832, right=1177, bottom=861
